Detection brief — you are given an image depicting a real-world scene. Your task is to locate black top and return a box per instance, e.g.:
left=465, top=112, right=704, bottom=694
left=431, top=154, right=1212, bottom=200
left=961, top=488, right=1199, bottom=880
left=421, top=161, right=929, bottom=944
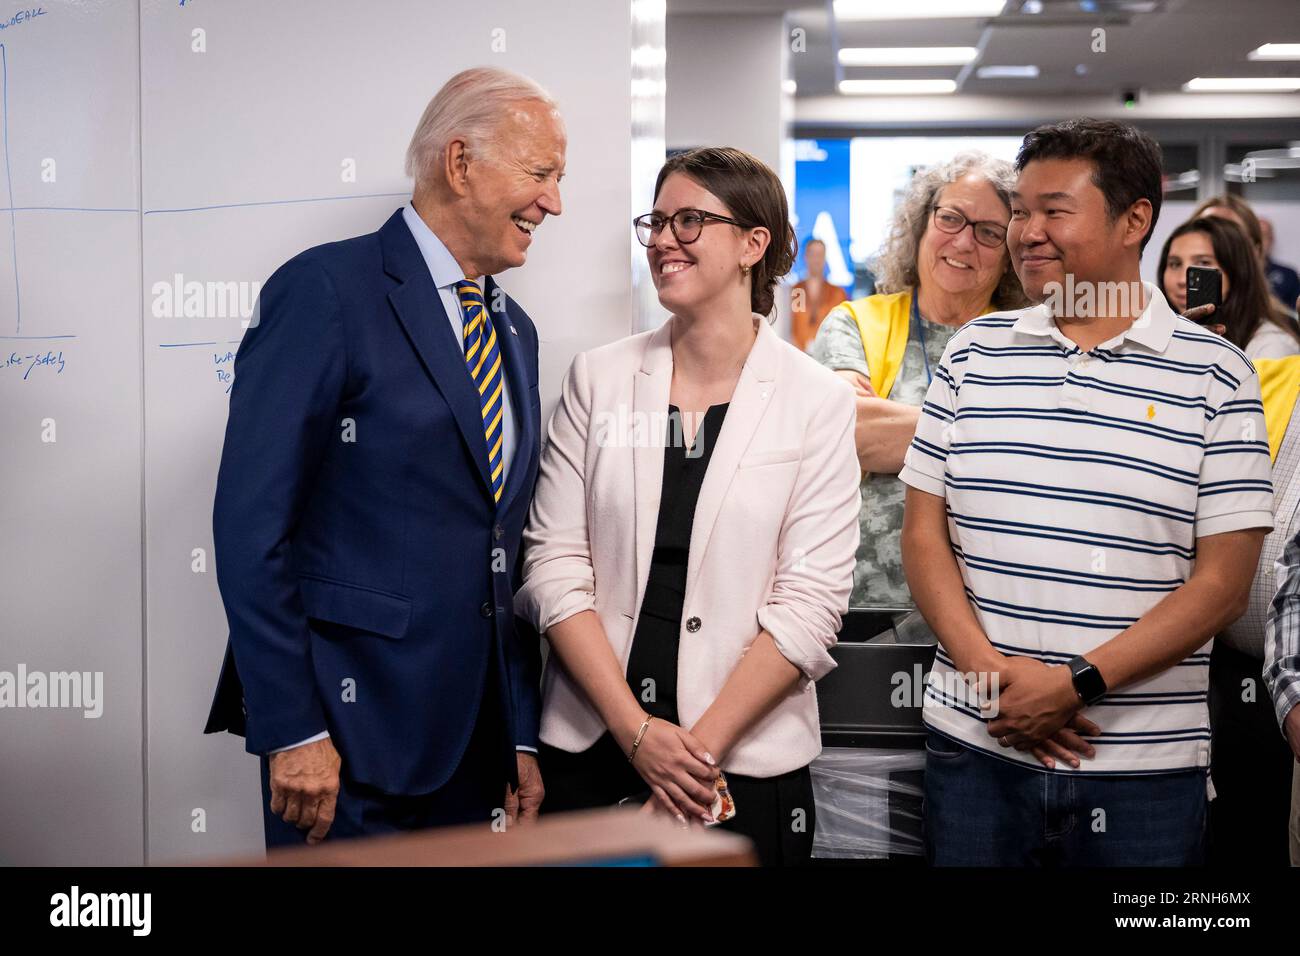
left=624, top=402, right=730, bottom=724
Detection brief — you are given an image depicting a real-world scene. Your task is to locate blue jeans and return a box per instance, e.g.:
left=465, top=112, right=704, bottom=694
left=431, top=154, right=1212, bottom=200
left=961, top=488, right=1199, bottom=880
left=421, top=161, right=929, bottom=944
left=923, top=730, right=1207, bottom=866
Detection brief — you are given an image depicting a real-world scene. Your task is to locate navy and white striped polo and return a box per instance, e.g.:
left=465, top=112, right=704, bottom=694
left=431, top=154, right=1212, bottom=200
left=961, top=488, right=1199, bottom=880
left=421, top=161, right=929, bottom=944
left=899, top=282, right=1273, bottom=773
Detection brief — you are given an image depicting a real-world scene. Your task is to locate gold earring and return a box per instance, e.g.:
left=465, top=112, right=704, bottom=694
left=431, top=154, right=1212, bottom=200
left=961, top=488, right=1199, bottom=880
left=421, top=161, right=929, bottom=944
left=740, top=262, right=751, bottom=277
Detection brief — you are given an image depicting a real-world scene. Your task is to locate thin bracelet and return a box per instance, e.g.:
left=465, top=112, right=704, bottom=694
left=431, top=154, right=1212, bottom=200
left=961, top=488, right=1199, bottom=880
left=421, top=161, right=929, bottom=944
left=628, top=716, right=654, bottom=763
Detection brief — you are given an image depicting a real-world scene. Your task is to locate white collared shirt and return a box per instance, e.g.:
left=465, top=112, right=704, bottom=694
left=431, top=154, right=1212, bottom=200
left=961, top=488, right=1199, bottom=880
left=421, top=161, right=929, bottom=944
left=900, top=282, right=1274, bottom=773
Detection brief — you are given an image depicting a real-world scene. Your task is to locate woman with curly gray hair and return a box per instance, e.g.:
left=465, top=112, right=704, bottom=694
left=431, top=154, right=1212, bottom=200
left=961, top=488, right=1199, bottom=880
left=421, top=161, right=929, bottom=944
left=812, top=150, right=1027, bottom=608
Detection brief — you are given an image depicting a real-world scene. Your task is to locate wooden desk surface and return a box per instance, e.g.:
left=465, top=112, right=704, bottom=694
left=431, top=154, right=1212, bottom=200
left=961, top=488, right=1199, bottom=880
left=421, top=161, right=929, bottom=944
left=212, top=806, right=756, bottom=867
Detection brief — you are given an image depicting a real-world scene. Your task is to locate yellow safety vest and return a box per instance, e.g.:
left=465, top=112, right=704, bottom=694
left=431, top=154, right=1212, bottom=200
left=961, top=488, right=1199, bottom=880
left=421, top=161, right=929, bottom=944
left=841, top=290, right=997, bottom=400
left=1255, top=356, right=1300, bottom=462
left=840, top=291, right=914, bottom=400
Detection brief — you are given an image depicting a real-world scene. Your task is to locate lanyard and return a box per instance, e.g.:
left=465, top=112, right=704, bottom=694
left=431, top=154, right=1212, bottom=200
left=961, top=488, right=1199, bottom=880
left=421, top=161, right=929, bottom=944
left=911, top=288, right=932, bottom=385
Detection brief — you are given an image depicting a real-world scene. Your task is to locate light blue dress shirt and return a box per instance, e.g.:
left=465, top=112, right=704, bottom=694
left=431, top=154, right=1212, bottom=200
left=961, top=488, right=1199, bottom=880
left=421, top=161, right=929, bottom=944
left=401, top=202, right=517, bottom=482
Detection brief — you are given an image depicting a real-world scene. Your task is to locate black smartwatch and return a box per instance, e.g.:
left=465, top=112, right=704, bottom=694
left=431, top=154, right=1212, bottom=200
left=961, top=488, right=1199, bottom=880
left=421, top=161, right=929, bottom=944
left=1067, top=655, right=1107, bottom=706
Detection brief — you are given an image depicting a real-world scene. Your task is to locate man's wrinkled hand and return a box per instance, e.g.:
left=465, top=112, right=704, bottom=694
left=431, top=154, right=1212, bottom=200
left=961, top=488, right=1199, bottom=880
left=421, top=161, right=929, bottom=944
left=505, top=752, right=544, bottom=827
left=268, top=736, right=342, bottom=845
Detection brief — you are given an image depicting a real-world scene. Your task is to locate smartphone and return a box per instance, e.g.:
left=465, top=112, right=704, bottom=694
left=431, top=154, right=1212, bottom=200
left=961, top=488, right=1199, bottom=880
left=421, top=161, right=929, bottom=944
left=1185, top=265, right=1222, bottom=319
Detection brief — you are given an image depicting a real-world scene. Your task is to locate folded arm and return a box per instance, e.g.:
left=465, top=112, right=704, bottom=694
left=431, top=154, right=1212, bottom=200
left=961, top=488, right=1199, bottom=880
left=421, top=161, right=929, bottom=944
left=852, top=396, right=923, bottom=475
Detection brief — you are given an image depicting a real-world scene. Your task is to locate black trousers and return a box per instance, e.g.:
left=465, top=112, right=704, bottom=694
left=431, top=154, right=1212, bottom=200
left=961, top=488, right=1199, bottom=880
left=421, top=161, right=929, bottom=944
left=260, top=654, right=510, bottom=850
left=538, top=733, right=816, bottom=866
left=1207, top=639, right=1294, bottom=866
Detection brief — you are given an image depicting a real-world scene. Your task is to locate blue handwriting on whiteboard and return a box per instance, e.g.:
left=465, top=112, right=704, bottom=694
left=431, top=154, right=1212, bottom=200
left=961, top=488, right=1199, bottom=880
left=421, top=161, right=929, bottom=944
left=2, top=348, right=65, bottom=380
left=214, top=350, right=235, bottom=392
left=0, top=7, right=46, bottom=31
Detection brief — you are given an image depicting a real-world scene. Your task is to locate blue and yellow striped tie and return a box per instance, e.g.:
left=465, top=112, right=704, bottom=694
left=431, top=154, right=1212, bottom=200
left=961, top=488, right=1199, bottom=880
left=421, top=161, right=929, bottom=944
left=455, top=280, right=506, bottom=503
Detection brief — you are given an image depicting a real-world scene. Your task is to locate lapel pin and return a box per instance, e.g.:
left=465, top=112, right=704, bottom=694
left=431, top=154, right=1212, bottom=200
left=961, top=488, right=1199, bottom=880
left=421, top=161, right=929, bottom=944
left=509, top=325, right=518, bottom=335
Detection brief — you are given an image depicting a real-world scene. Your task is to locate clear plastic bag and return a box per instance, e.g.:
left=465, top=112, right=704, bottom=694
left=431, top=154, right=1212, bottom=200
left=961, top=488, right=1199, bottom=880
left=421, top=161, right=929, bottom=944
left=810, top=746, right=926, bottom=859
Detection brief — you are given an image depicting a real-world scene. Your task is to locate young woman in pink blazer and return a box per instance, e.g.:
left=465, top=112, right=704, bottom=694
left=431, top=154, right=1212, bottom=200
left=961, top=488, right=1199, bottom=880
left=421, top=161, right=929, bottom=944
left=514, top=147, right=862, bottom=865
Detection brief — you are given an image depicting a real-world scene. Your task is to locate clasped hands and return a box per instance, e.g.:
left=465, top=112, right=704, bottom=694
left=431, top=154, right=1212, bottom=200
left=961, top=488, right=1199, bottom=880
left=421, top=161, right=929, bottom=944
left=617, top=715, right=721, bottom=826
left=979, top=654, right=1099, bottom=770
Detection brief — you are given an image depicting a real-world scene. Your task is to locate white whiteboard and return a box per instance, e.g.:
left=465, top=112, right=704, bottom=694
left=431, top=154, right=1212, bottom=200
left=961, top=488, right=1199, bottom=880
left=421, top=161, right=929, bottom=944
left=0, top=0, right=660, bottom=864
left=0, top=4, right=144, bottom=866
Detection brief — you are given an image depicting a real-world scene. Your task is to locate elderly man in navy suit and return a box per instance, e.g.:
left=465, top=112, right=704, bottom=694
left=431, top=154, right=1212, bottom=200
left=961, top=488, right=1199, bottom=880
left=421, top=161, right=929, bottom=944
left=205, top=66, right=563, bottom=847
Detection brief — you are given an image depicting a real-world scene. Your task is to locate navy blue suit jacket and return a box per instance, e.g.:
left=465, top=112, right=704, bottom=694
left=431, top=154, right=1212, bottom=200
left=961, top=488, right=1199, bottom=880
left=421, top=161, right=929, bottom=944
left=205, top=208, right=543, bottom=796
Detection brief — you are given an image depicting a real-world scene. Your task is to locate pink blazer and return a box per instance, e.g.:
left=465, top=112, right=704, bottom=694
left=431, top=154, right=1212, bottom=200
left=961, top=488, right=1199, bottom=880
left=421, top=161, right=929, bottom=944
left=514, top=315, right=862, bottom=777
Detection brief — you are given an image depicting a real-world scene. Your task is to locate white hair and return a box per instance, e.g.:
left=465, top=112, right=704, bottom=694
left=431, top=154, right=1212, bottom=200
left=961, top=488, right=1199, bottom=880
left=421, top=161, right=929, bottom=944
left=873, top=150, right=1027, bottom=310
left=405, top=67, right=559, bottom=187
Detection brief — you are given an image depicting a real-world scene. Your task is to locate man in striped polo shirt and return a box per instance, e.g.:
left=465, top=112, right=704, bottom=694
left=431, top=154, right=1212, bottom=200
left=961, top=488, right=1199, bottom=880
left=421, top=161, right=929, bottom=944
left=900, top=118, right=1273, bottom=866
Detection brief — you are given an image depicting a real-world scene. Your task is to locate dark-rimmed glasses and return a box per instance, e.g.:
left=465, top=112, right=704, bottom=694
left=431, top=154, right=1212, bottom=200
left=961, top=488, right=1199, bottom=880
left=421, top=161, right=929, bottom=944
left=931, top=205, right=1009, bottom=248
left=633, top=208, right=748, bottom=247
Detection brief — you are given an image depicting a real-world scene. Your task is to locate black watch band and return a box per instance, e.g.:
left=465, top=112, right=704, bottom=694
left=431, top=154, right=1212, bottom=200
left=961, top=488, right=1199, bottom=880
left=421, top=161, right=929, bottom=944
left=1067, top=655, right=1107, bottom=706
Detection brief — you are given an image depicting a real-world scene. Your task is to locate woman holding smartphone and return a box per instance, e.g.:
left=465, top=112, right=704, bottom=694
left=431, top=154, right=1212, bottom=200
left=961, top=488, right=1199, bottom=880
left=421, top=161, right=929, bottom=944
left=513, top=147, right=861, bottom=866
left=1158, top=215, right=1300, bottom=359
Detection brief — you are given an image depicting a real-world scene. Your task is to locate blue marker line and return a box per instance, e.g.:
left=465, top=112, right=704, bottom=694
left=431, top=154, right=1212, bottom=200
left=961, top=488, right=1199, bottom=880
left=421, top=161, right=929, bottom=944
left=158, top=341, right=219, bottom=348
left=144, top=191, right=409, bottom=215
left=0, top=205, right=139, bottom=213
left=0, top=333, right=76, bottom=340
left=1, top=43, right=19, bottom=334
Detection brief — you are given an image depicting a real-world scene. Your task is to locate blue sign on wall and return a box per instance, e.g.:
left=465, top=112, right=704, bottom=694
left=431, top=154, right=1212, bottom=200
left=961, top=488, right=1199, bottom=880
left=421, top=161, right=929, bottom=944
left=793, top=138, right=854, bottom=289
